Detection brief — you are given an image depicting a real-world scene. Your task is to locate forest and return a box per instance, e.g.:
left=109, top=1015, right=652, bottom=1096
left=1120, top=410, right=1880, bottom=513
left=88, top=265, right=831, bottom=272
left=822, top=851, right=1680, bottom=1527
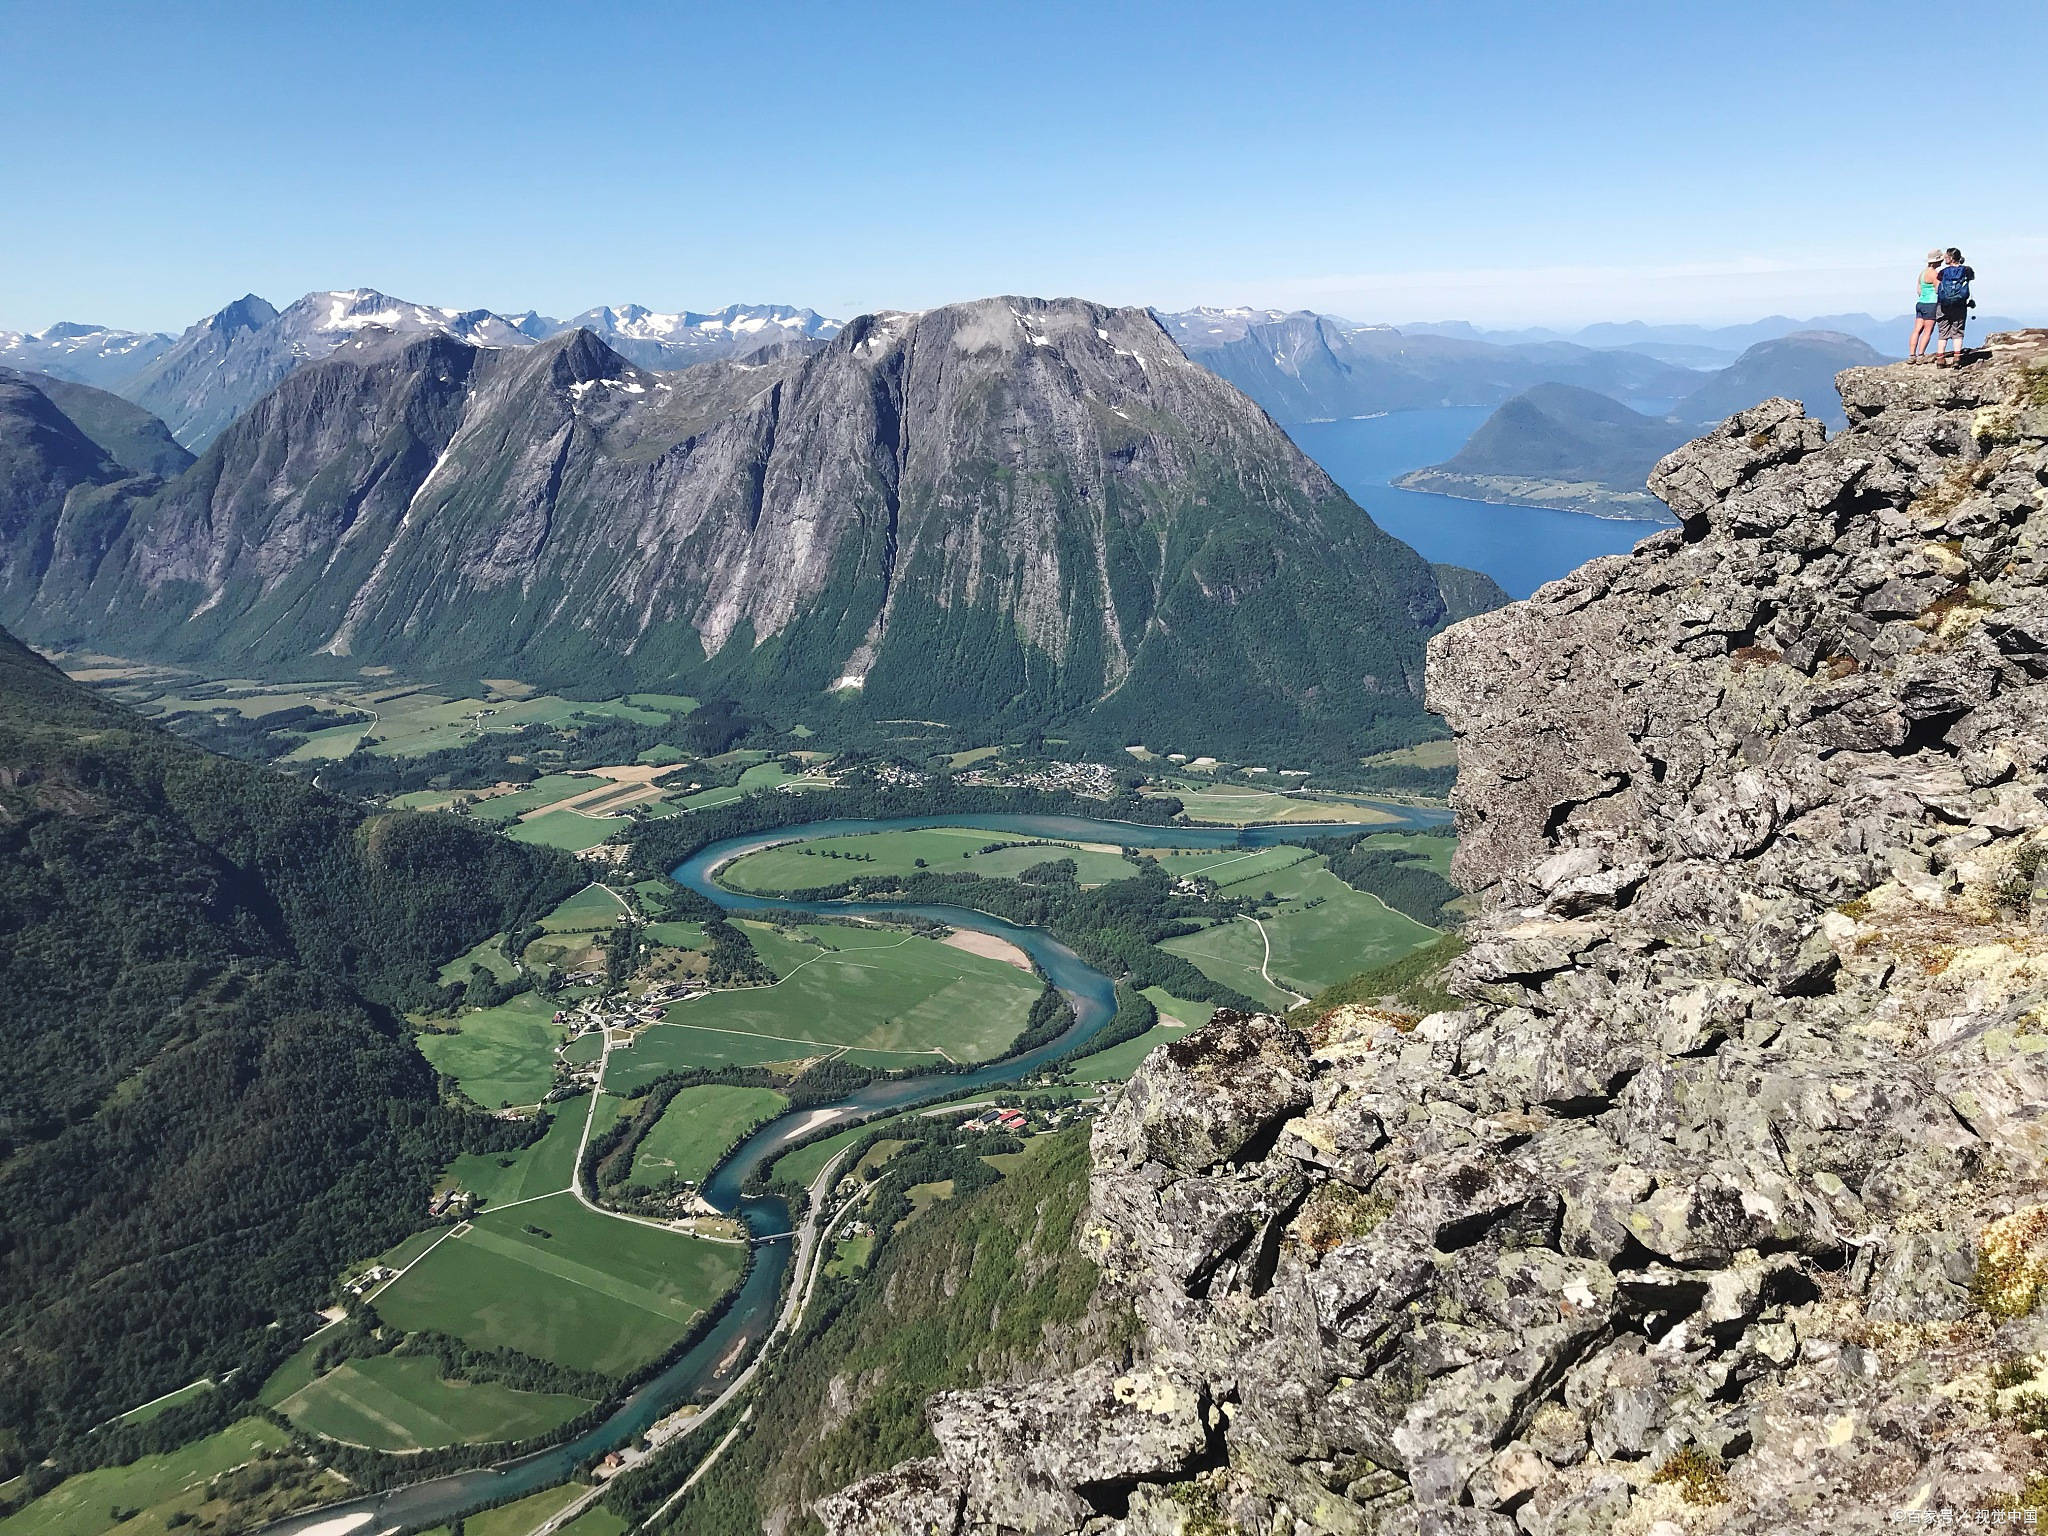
left=0, top=626, right=580, bottom=1481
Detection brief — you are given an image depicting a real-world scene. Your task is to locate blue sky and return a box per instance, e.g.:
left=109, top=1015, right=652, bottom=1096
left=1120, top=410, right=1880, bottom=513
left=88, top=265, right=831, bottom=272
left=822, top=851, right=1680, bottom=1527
left=4, top=0, right=2044, bottom=333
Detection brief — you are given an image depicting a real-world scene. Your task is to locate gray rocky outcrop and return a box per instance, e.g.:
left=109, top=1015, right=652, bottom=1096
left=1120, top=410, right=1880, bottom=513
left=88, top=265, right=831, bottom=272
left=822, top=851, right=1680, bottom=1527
left=821, top=333, right=2048, bottom=1532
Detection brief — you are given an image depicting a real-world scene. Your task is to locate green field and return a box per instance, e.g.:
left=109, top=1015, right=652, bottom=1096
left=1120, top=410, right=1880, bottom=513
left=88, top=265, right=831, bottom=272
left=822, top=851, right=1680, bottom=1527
left=1148, top=844, right=1315, bottom=889
left=372, top=1193, right=744, bottom=1376
left=289, top=691, right=674, bottom=763
left=628, top=1086, right=790, bottom=1188
left=438, top=931, right=520, bottom=985
left=1160, top=857, right=1438, bottom=1009
left=765, top=1111, right=915, bottom=1190
left=446, top=1098, right=588, bottom=1206
left=677, top=761, right=827, bottom=809
left=510, top=811, right=621, bottom=851
left=417, top=1483, right=595, bottom=1536
left=644, top=920, right=708, bottom=950
left=114, top=1379, right=214, bottom=1426
left=604, top=924, right=1040, bottom=1090
left=0, top=1419, right=291, bottom=1536
left=1138, top=987, right=1216, bottom=1028
left=256, top=1325, right=342, bottom=1408
left=542, top=884, right=631, bottom=932
left=1348, top=829, right=1456, bottom=875
left=461, top=774, right=604, bottom=823
left=415, top=992, right=564, bottom=1109
left=721, top=825, right=1137, bottom=893
left=555, top=1504, right=630, bottom=1536
left=1153, top=785, right=1398, bottom=825
left=277, top=1353, right=590, bottom=1450
left=1072, top=1021, right=1196, bottom=1081
left=825, top=1232, right=874, bottom=1279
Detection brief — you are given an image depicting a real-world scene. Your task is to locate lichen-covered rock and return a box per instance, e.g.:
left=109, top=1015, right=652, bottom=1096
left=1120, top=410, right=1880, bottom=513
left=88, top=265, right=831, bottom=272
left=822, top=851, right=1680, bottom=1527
left=822, top=338, right=2048, bottom=1534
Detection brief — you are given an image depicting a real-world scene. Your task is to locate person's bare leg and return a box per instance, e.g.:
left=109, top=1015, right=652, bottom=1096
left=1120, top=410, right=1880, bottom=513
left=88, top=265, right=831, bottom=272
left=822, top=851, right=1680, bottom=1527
left=1910, top=319, right=1930, bottom=358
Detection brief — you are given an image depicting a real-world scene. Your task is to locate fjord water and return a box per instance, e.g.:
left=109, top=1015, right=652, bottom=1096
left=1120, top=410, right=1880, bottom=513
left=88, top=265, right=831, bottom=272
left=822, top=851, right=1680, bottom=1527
left=258, top=809, right=1443, bottom=1535
left=1286, top=408, right=1668, bottom=598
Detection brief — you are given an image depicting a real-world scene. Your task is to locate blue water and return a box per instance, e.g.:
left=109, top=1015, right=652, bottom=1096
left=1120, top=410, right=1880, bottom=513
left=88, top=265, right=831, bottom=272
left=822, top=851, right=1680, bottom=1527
left=257, top=808, right=1443, bottom=1535
left=1286, top=409, right=1668, bottom=599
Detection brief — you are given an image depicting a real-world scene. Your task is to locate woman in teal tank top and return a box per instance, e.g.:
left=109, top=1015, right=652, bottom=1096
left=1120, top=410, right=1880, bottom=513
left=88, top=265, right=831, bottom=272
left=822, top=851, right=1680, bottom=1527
left=1909, top=248, right=1942, bottom=361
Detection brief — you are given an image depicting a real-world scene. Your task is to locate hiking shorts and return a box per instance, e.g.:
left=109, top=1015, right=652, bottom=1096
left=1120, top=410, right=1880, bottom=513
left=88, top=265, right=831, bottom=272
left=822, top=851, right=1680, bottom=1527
left=1937, top=306, right=1968, bottom=340
left=1916, top=301, right=1939, bottom=320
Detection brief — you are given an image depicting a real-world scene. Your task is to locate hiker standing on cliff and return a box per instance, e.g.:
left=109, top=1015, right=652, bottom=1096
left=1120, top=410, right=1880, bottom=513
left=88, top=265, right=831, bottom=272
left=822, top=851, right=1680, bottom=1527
left=1934, top=247, right=1976, bottom=366
left=1909, top=249, right=1944, bottom=360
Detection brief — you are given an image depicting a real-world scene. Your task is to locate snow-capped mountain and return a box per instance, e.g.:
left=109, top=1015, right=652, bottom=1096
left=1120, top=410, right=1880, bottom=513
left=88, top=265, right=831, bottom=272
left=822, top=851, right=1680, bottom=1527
left=528, top=303, right=843, bottom=369
left=122, top=289, right=542, bottom=449
left=22, top=288, right=845, bottom=450
left=0, top=322, right=178, bottom=391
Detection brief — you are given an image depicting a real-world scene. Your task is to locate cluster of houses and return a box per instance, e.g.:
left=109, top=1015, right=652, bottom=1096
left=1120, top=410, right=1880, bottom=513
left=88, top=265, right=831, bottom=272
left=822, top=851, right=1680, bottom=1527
left=427, top=1188, right=478, bottom=1218
left=345, top=1265, right=397, bottom=1297
left=956, top=760, right=1119, bottom=797
left=963, top=1106, right=1029, bottom=1134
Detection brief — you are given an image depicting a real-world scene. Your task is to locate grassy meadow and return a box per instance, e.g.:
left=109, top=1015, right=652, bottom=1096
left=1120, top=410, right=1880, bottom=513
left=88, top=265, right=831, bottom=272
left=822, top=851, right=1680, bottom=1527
left=371, top=1193, right=744, bottom=1376
left=1159, top=854, right=1438, bottom=1009
left=275, top=1353, right=590, bottom=1451
left=414, top=991, right=565, bottom=1109
left=603, top=923, right=1040, bottom=1090
left=0, top=1420, right=295, bottom=1536
left=721, top=826, right=1136, bottom=892
left=445, top=1098, right=589, bottom=1206
left=627, top=1085, right=791, bottom=1188
left=1151, top=783, right=1400, bottom=825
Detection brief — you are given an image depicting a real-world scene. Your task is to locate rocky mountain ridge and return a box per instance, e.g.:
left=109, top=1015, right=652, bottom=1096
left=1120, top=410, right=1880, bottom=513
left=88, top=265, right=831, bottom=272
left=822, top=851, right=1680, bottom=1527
left=3, top=296, right=1499, bottom=761
left=1, top=291, right=847, bottom=451
left=520, top=302, right=843, bottom=368
left=0, top=321, right=178, bottom=390
left=822, top=331, right=2048, bottom=1533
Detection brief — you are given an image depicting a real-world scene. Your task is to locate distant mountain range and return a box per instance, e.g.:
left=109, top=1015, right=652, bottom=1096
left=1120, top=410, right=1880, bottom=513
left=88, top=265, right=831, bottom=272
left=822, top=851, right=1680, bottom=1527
left=0, top=321, right=178, bottom=390
left=1154, top=307, right=1702, bottom=423
left=0, top=297, right=1504, bottom=762
left=1401, top=311, right=2035, bottom=366
left=521, top=304, right=842, bottom=370
left=1395, top=330, right=1887, bottom=519
left=1159, top=306, right=2035, bottom=427
left=0, top=292, right=847, bottom=450
left=8, top=289, right=1983, bottom=454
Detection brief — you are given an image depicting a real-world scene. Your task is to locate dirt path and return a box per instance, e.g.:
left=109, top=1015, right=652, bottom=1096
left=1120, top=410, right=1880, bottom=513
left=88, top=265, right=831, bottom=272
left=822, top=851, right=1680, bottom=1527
left=1246, top=916, right=1309, bottom=1007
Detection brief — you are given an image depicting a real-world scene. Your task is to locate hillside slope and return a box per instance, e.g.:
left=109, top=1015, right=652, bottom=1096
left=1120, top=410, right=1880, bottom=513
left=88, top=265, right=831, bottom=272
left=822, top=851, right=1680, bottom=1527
left=1674, top=328, right=1883, bottom=430
left=1395, top=381, right=1687, bottom=519
left=823, top=333, right=2048, bottom=1531
left=9, top=297, right=1505, bottom=761
left=0, top=627, right=579, bottom=1474
left=0, top=367, right=194, bottom=479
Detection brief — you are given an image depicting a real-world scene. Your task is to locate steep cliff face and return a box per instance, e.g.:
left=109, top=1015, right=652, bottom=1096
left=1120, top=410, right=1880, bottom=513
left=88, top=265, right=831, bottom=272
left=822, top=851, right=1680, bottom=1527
left=822, top=332, right=2048, bottom=1532
left=14, top=297, right=1499, bottom=758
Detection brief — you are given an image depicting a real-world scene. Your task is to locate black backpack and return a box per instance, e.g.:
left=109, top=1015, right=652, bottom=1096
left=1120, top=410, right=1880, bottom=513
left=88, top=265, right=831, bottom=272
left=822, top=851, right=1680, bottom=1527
left=1937, top=267, right=1972, bottom=305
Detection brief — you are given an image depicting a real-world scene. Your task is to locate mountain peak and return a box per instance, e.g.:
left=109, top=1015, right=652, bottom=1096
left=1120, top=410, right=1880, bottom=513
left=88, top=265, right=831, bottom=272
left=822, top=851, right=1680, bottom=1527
left=203, top=294, right=279, bottom=335
left=8, top=291, right=1501, bottom=760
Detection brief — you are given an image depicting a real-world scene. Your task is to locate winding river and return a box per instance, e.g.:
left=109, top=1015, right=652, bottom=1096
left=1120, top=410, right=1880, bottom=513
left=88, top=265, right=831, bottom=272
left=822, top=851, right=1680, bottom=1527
left=261, top=807, right=1445, bottom=1535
